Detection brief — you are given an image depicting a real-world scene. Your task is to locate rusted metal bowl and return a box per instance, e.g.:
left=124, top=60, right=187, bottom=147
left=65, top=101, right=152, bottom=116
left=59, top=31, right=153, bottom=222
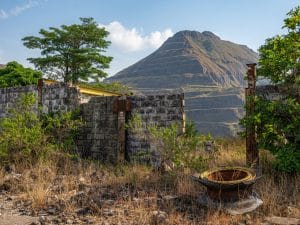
left=193, top=167, right=258, bottom=202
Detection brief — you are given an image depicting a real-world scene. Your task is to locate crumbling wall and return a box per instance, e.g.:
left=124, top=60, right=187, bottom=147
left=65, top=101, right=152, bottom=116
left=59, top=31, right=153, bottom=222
left=0, top=83, right=80, bottom=118
left=77, top=96, right=121, bottom=163
left=41, top=83, right=80, bottom=114
left=256, top=85, right=283, bottom=100
left=0, top=85, right=38, bottom=118
left=0, top=84, right=185, bottom=163
left=127, top=93, right=185, bottom=162
left=76, top=93, right=185, bottom=163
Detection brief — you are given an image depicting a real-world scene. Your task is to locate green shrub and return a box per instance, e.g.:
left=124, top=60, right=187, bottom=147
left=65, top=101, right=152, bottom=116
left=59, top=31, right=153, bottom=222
left=0, top=94, right=51, bottom=164
left=0, top=94, right=82, bottom=165
left=148, top=121, right=208, bottom=172
left=42, top=110, right=82, bottom=153
left=241, top=97, right=300, bottom=173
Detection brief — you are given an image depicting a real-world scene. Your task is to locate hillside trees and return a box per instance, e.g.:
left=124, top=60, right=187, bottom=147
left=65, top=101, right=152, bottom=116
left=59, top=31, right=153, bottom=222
left=22, top=17, right=112, bottom=84
left=0, top=61, right=41, bottom=88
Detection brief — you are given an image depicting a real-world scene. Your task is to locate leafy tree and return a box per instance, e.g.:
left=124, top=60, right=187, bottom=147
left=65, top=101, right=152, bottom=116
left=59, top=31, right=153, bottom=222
left=0, top=61, right=42, bottom=88
left=22, top=17, right=113, bottom=84
left=258, top=6, right=300, bottom=85
left=242, top=6, right=300, bottom=172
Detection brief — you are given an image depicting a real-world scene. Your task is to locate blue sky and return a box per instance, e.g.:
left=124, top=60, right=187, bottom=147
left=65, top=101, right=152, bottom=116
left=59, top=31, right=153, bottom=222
left=0, top=0, right=299, bottom=76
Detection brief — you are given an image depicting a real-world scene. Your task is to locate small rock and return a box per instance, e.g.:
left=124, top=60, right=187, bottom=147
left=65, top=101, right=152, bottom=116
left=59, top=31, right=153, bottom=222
left=5, top=196, right=13, bottom=201
left=39, top=215, right=50, bottom=225
left=265, top=216, right=300, bottom=225
left=245, top=214, right=251, bottom=220
left=102, top=209, right=114, bottom=217
left=103, top=199, right=115, bottom=206
left=79, top=176, right=86, bottom=183
left=150, top=210, right=167, bottom=225
left=47, top=207, right=56, bottom=215
left=76, top=207, right=91, bottom=215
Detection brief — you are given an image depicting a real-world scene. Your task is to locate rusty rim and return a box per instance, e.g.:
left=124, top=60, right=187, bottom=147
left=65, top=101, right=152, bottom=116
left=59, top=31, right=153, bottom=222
left=200, top=167, right=256, bottom=185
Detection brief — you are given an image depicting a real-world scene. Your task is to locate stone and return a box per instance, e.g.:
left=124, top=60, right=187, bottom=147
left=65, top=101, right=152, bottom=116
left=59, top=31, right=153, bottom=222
left=76, top=207, right=91, bottom=216
left=265, top=216, right=300, bottom=225
left=102, top=209, right=114, bottom=217
left=150, top=210, right=167, bottom=225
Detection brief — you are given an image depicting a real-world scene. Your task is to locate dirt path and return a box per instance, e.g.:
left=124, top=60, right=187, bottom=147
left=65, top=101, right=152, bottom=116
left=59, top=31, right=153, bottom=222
left=0, top=212, right=38, bottom=225
left=0, top=195, right=38, bottom=225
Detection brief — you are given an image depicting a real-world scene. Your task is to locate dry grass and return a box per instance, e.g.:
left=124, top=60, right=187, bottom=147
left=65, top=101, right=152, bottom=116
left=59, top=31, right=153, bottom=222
left=0, top=139, right=299, bottom=224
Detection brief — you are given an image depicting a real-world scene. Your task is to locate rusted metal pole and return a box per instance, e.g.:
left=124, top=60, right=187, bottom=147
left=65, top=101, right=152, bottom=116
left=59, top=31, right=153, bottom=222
left=245, top=63, right=258, bottom=169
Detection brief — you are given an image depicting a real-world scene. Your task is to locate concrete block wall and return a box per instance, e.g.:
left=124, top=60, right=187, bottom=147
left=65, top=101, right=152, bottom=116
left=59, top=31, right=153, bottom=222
left=127, top=93, right=185, bottom=162
left=41, top=83, right=80, bottom=114
left=256, top=85, right=283, bottom=100
left=0, top=85, right=38, bottom=118
left=77, top=96, right=121, bottom=163
left=0, top=83, right=185, bottom=164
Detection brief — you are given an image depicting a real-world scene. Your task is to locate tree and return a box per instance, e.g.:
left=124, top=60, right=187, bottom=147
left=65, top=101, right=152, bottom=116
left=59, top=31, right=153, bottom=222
left=22, top=17, right=113, bottom=84
left=241, top=6, right=300, bottom=172
left=0, top=61, right=42, bottom=88
left=258, top=6, right=300, bottom=85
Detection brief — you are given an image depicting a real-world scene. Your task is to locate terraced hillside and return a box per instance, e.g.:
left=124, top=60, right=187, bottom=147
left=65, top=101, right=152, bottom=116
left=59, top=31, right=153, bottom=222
left=184, top=86, right=245, bottom=136
left=107, top=30, right=258, bottom=136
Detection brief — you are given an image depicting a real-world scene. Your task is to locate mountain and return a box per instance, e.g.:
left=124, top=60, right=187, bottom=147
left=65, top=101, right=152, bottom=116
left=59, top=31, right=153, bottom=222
left=107, top=30, right=258, bottom=136
left=108, top=30, right=258, bottom=88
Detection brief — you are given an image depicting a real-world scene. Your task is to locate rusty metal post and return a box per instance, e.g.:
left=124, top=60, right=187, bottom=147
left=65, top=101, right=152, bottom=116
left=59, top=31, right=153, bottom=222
left=113, top=97, right=132, bottom=162
left=245, top=63, right=258, bottom=169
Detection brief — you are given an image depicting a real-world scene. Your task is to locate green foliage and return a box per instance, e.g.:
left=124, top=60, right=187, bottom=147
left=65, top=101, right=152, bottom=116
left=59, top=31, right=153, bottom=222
left=42, top=110, right=82, bottom=153
left=257, top=6, right=300, bottom=85
left=148, top=122, right=208, bottom=172
left=0, top=94, right=50, bottom=164
left=22, top=17, right=112, bottom=84
left=241, top=97, right=300, bottom=173
left=0, top=61, right=42, bottom=88
left=241, top=6, right=300, bottom=173
left=125, top=113, right=143, bottom=133
left=0, top=94, right=82, bottom=165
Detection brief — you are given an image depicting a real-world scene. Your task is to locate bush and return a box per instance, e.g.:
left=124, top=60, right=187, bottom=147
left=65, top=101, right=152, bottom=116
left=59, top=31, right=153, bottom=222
left=0, top=94, right=82, bottom=165
left=148, top=121, right=208, bottom=172
left=0, top=94, right=51, bottom=164
left=42, top=110, right=82, bottom=153
left=241, top=97, right=300, bottom=173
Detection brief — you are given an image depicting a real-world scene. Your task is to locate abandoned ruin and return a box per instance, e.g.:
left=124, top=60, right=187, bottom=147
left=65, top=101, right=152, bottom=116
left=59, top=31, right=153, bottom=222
left=0, top=80, right=185, bottom=163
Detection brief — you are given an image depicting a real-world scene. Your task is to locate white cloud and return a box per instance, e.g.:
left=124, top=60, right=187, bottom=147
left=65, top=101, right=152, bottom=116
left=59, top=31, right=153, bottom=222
left=0, top=0, right=40, bottom=20
left=99, top=21, right=173, bottom=52
left=10, top=0, right=38, bottom=16
left=0, top=9, right=8, bottom=19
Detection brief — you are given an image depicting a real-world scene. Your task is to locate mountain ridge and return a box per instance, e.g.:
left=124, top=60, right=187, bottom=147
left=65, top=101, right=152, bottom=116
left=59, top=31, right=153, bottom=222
left=106, top=30, right=258, bottom=136
left=107, top=30, right=258, bottom=89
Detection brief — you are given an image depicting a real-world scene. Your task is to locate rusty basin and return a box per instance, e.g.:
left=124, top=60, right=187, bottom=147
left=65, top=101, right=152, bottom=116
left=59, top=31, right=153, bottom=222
left=194, top=167, right=257, bottom=202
